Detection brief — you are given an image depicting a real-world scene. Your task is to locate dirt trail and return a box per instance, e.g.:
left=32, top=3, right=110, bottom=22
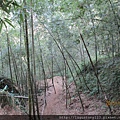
left=43, top=76, right=63, bottom=115
left=40, top=76, right=107, bottom=115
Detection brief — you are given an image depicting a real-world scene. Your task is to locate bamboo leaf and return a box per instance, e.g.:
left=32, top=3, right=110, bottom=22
left=0, top=19, right=3, bottom=33
left=0, top=23, right=3, bottom=33
left=12, top=1, right=20, bottom=7
left=6, top=1, right=13, bottom=6
left=20, top=13, right=24, bottom=22
left=4, top=18, right=15, bottom=28
left=2, top=6, right=10, bottom=14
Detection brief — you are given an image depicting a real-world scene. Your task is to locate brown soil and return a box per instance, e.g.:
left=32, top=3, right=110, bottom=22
left=0, top=76, right=110, bottom=115
left=38, top=76, right=108, bottom=115
left=0, top=105, right=22, bottom=115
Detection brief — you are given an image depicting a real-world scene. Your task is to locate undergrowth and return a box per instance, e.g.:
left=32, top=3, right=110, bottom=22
left=78, top=55, right=120, bottom=102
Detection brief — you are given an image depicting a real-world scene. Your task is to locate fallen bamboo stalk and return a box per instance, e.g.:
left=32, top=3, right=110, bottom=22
left=14, top=96, right=29, bottom=99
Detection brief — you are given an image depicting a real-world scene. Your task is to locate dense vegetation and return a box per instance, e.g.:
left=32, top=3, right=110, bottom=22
left=0, top=0, right=119, bottom=116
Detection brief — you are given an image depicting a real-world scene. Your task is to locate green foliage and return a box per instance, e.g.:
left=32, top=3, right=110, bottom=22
left=80, top=55, right=120, bottom=101
left=0, top=0, right=20, bottom=32
left=0, top=0, right=20, bottom=14
left=4, top=18, right=15, bottom=28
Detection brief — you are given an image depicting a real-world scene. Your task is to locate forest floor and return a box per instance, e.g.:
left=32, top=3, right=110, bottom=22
left=39, top=76, right=108, bottom=115
left=0, top=76, right=109, bottom=115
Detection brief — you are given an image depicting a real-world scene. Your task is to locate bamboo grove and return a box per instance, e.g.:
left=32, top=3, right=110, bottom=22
left=0, top=0, right=119, bottom=117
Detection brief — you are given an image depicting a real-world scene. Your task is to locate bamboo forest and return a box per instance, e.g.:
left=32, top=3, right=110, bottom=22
left=0, top=0, right=120, bottom=119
